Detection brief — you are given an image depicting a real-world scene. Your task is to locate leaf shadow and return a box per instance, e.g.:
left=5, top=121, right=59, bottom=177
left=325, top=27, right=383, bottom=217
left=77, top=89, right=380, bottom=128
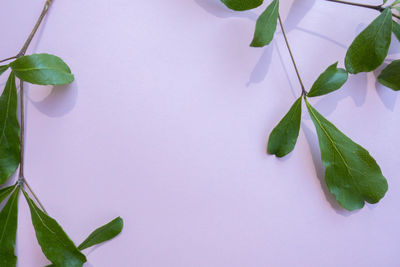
left=373, top=61, right=398, bottom=111
left=247, top=42, right=274, bottom=86
left=28, top=82, right=78, bottom=118
left=302, top=122, right=360, bottom=216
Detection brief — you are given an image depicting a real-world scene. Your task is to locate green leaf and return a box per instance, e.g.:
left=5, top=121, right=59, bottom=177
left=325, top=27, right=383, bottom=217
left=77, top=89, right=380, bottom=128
left=250, top=0, right=279, bottom=47
left=267, top=97, right=302, bottom=157
left=345, top=8, right=392, bottom=74
left=378, top=60, right=400, bottom=90
left=0, top=185, right=15, bottom=204
left=0, top=73, right=20, bottom=184
left=221, top=0, right=263, bottom=11
left=78, top=217, right=123, bottom=250
left=0, top=187, right=19, bottom=267
left=393, top=20, right=400, bottom=42
left=0, top=65, right=9, bottom=76
left=305, top=100, right=388, bottom=211
left=308, top=62, right=348, bottom=97
left=23, top=190, right=87, bottom=267
left=10, top=53, right=74, bottom=85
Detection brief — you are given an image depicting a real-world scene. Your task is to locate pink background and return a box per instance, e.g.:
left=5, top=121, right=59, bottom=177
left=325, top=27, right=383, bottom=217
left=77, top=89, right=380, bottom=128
left=1, top=0, right=400, bottom=266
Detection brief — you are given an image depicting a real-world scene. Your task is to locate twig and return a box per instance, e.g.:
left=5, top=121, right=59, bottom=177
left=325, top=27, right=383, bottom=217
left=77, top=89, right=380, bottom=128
left=325, top=0, right=400, bottom=19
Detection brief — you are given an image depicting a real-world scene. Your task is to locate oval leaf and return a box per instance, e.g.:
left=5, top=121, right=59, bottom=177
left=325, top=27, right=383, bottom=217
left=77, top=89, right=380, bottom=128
left=305, top=100, right=388, bottom=211
left=78, top=217, right=123, bottom=250
left=0, top=185, right=15, bottom=204
left=307, top=62, right=348, bottom=97
left=0, top=73, right=20, bottom=184
left=0, top=65, right=9, bottom=76
left=221, top=0, right=263, bottom=11
left=345, top=8, right=392, bottom=74
left=392, top=20, right=400, bottom=42
left=378, top=60, right=400, bottom=90
left=10, top=53, right=74, bottom=85
left=267, top=97, right=302, bottom=157
left=250, top=0, right=279, bottom=47
left=23, top=190, right=86, bottom=267
left=0, top=187, right=19, bottom=267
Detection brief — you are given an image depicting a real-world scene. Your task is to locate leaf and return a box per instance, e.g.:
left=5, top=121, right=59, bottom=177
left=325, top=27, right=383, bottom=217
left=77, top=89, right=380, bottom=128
left=221, top=0, right=263, bottom=11
left=78, top=217, right=123, bottom=250
left=23, top=190, right=87, bottom=267
left=0, top=73, right=20, bottom=184
left=308, top=62, right=348, bottom=97
left=267, top=97, right=302, bottom=157
left=305, top=100, right=388, bottom=211
left=378, top=60, right=400, bottom=90
left=0, top=65, right=9, bottom=76
left=345, top=8, right=392, bottom=74
left=10, top=53, right=74, bottom=85
left=250, top=0, right=279, bottom=47
left=393, top=20, right=400, bottom=42
left=0, top=185, right=15, bottom=204
left=0, top=187, right=19, bottom=267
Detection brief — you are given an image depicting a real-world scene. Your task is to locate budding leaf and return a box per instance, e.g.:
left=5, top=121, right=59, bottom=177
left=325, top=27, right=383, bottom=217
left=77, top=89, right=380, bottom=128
left=23, top=190, right=87, bottom=267
left=0, top=65, right=9, bottom=76
left=0, top=187, right=19, bottom=267
left=378, top=60, right=400, bottom=91
left=308, top=62, right=348, bottom=97
left=305, top=100, right=388, bottom=211
left=78, top=217, right=123, bottom=250
left=10, top=53, right=74, bottom=85
left=0, top=73, right=20, bottom=184
left=267, top=97, right=302, bottom=157
left=221, top=0, right=263, bottom=11
left=250, top=0, right=279, bottom=47
left=392, top=21, right=400, bottom=42
left=345, top=8, right=392, bottom=74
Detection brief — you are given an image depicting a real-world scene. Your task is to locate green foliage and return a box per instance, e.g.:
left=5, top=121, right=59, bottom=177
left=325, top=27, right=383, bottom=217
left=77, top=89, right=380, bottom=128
left=306, top=100, right=388, bottom=210
left=0, top=65, right=9, bottom=76
left=0, top=73, right=20, bottom=184
left=392, top=21, right=400, bottom=42
left=78, top=217, right=124, bottom=250
left=308, top=62, right=348, bottom=97
left=0, top=187, right=19, bottom=267
left=10, top=53, right=74, bottom=85
left=24, top=190, right=87, bottom=267
left=378, top=60, right=400, bottom=90
left=221, top=0, right=263, bottom=11
left=250, top=0, right=279, bottom=47
left=267, top=97, right=302, bottom=157
left=345, top=9, right=393, bottom=74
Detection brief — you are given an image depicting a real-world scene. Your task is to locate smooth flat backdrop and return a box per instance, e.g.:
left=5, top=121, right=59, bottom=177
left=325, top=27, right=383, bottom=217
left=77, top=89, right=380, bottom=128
left=1, top=0, right=400, bottom=266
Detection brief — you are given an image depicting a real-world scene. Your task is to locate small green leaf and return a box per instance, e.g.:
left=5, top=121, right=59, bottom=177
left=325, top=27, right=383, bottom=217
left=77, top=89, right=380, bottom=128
left=250, top=0, right=279, bottom=47
left=0, top=73, right=20, bottom=184
left=267, top=97, right=302, bottom=157
left=305, top=100, right=388, bottom=211
left=221, top=0, right=263, bottom=11
left=308, top=62, right=348, bottom=97
left=378, top=60, right=400, bottom=90
left=0, top=185, right=15, bottom=204
left=0, top=187, right=19, bottom=267
left=393, top=20, right=400, bottom=42
left=0, top=65, right=9, bottom=76
left=345, top=9, right=392, bottom=74
left=10, top=53, right=74, bottom=85
left=23, top=190, right=87, bottom=267
left=78, top=217, right=123, bottom=250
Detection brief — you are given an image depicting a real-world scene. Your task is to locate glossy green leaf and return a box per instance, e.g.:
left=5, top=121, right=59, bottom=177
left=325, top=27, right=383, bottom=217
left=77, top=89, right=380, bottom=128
left=10, top=53, right=74, bottom=85
left=23, top=190, right=86, bottom=267
left=345, top=9, right=392, bottom=74
left=0, top=65, right=9, bottom=76
left=305, top=100, right=388, bottom=211
left=392, top=20, right=400, bottom=42
left=0, top=73, right=20, bottom=184
left=267, top=97, right=302, bottom=157
left=0, top=187, right=19, bottom=267
left=78, top=217, right=123, bottom=250
left=221, top=0, right=263, bottom=11
left=308, top=62, right=348, bottom=97
left=0, top=185, right=15, bottom=204
left=378, top=60, right=400, bottom=90
left=250, top=0, right=279, bottom=47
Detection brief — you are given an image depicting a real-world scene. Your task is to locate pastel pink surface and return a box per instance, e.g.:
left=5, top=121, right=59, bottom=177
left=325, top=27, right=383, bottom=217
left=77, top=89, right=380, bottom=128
left=1, top=0, right=400, bottom=266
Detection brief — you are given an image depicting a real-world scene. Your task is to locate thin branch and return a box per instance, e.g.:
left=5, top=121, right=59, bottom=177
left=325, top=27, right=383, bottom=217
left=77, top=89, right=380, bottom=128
left=21, top=178, right=48, bottom=213
left=325, top=0, right=400, bottom=19
left=278, top=14, right=307, bottom=95
left=0, top=56, right=17, bottom=64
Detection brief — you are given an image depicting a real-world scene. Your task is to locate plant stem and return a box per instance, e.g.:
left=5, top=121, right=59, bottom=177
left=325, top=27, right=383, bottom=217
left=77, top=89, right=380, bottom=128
left=0, top=56, right=17, bottom=64
left=278, top=14, right=307, bottom=95
left=326, top=0, right=400, bottom=19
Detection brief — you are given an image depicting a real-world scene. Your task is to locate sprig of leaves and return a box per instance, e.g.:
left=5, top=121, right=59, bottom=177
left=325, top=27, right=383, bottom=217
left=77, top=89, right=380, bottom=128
left=221, top=0, right=399, bottom=210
